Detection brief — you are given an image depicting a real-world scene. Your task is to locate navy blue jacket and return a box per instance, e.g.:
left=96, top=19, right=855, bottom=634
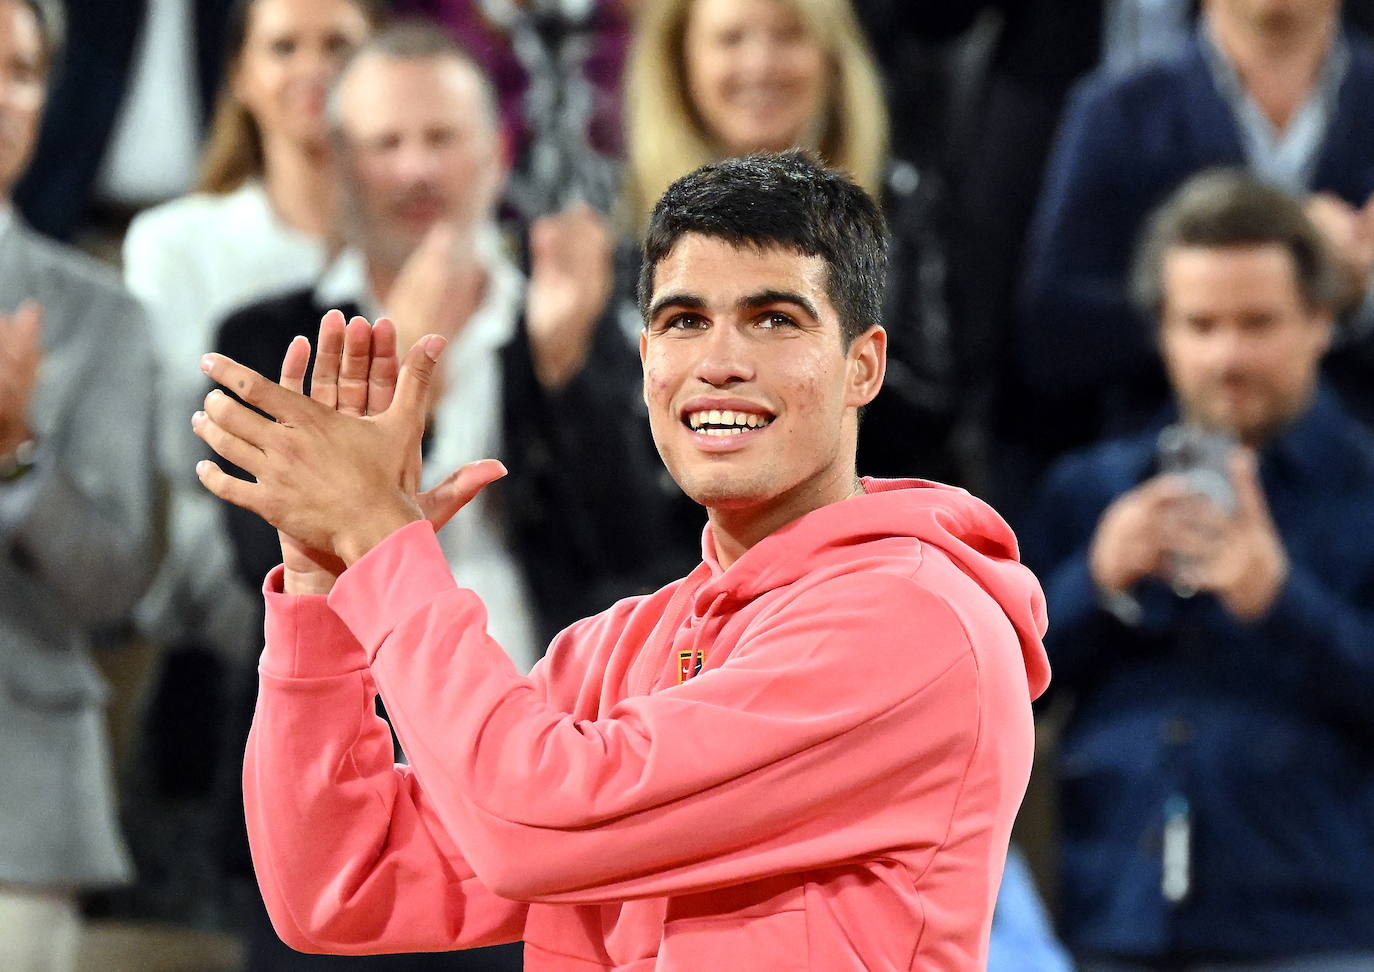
left=1019, top=31, right=1374, bottom=457
left=1023, top=387, right=1374, bottom=960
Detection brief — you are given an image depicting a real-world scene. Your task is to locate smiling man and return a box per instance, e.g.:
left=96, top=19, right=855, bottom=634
left=194, top=151, right=1049, bottom=970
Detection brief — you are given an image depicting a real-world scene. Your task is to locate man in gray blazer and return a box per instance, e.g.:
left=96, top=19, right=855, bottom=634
left=0, top=1, right=158, bottom=968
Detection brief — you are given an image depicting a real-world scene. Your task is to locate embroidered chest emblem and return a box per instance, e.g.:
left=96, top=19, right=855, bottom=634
left=677, top=647, right=705, bottom=683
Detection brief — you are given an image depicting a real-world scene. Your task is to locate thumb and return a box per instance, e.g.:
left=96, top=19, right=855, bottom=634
left=1228, top=448, right=1269, bottom=523
left=418, top=459, right=508, bottom=530
left=392, top=334, right=448, bottom=418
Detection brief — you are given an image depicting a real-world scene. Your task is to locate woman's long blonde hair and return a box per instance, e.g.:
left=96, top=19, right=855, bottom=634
left=195, top=0, right=385, bottom=194
left=622, top=0, right=889, bottom=232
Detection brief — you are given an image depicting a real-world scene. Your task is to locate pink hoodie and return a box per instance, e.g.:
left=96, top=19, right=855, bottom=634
left=244, top=479, right=1050, bottom=970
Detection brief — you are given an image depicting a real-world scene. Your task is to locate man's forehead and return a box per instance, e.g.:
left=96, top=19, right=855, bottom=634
left=338, top=55, right=489, bottom=132
left=649, top=234, right=829, bottom=303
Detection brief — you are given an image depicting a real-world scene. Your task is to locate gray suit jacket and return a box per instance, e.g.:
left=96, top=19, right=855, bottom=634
left=0, top=216, right=157, bottom=887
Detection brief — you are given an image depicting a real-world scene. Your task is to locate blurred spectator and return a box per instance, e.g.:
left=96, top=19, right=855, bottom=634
left=1020, top=0, right=1374, bottom=472
left=123, top=0, right=380, bottom=683
left=1024, top=170, right=1374, bottom=968
left=621, top=0, right=959, bottom=491
left=13, top=0, right=237, bottom=243
left=217, top=21, right=655, bottom=672
left=0, top=1, right=158, bottom=968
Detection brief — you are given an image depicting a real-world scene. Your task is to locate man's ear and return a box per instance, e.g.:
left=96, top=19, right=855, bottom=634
left=1312, top=308, right=1336, bottom=357
left=846, top=325, right=887, bottom=409
left=639, top=328, right=650, bottom=408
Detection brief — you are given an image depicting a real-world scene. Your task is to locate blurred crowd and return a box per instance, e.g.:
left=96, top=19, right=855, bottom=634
left=3, top=0, right=1374, bottom=970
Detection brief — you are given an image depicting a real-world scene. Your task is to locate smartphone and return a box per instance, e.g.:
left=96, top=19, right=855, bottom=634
left=1156, top=424, right=1237, bottom=596
left=1156, top=424, right=1237, bottom=514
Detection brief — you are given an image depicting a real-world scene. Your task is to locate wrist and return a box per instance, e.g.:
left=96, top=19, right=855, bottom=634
left=283, top=566, right=338, bottom=596
left=336, top=503, right=424, bottom=567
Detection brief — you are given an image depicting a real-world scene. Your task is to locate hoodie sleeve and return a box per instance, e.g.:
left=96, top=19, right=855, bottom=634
left=299, top=521, right=983, bottom=911
left=243, top=568, right=529, bottom=954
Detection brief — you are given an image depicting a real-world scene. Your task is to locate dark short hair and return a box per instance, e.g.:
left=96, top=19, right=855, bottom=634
left=1131, top=167, right=1344, bottom=317
left=638, top=150, right=888, bottom=348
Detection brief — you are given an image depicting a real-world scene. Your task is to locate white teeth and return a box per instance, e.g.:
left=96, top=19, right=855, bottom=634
left=685, top=409, right=773, bottom=431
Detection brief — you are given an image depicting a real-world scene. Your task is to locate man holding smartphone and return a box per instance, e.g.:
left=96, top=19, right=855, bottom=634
left=1025, top=168, right=1374, bottom=969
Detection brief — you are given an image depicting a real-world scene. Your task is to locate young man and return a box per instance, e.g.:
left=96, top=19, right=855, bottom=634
left=1025, top=169, right=1374, bottom=968
left=194, top=152, right=1050, bottom=969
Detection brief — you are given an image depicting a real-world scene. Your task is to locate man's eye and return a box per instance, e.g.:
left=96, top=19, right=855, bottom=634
left=666, top=314, right=707, bottom=330
left=757, top=313, right=797, bottom=329
left=270, top=38, right=297, bottom=57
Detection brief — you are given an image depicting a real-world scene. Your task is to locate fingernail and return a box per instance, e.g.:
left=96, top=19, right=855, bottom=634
left=423, top=335, right=446, bottom=360
left=191, top=411, right=204, bottom=426
left=195, top=461, right=210, bottom=477
left=200, top=355, right=214, bottom=374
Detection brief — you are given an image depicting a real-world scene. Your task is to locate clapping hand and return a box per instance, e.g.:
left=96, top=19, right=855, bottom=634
left=526, top=201, right=614, bottom=392
left=193, top=311, right=507, bottom=593
left=0, top=300, right=42, bottom=457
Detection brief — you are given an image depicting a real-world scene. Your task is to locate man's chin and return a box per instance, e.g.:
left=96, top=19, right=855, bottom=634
left=676, top=473, right=772, bottom=512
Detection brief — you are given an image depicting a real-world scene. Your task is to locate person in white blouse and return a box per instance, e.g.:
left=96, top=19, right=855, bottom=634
left=122, top=0, right=381, bottom=654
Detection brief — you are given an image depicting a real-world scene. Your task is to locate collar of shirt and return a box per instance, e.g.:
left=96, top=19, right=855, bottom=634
left=312, top=223, right=524, bottom=364
left=1259, top=384, right=1352, bottom=487
left=1199, top=20, right=1349, bottom=193
left=0, top=204, right=15, bottom=247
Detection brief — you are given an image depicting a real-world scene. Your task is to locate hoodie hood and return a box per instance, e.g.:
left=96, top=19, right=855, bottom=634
left=701, top=478, right=1051, bottom=700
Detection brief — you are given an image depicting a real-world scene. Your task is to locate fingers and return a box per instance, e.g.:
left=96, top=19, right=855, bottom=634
left=1228, top=449, right=1270, bottom=523
left=192, top=406, right=266, bottom=475
left=391, top=334, right=448, bottom=419
left=310, top=310, right=347, bottom=408
left=338, top=316, right=373, bottom=416
left=367, top=317, right=399, bottom=414
left=418, top=459, right=508, bottom=531
left=279, top=335, right=311, bottom=395
left=201, top=353, right=308, bottom=422
left=202, top=387, right=278, bottom=452
left=194, top=458, right=263, bottom=515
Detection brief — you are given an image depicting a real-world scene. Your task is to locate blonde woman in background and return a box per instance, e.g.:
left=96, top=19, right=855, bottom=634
left=615, top=0, right=959, bottom=491
left=622, top=0, right=887, bottom=232
left=122, top=0, right=381, bottom=655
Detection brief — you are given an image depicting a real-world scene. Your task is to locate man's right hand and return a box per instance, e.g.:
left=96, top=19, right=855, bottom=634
left=0, top=300, right=42, bottom=458
left=251, top=310, right=507, bottom=596
left=1304, top=191, right=1374, bottom=308
left=276, top=310, right=390, bottom=595
left=1088, top=474, right=1195, bottom=595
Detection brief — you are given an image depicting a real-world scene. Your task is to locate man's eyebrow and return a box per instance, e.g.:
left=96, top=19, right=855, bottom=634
left=647, top=292, right=707, bottom=320
left=738, top=290, right=820, bottom=321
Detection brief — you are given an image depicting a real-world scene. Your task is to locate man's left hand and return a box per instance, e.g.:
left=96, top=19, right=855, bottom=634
left=1165, top=450, right=1289, bottom=620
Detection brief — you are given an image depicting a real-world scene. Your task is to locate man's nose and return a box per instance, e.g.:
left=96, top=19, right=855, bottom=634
left=393, top=142, right=443, bottom=183
left=695, top=324, right=756, bottom=387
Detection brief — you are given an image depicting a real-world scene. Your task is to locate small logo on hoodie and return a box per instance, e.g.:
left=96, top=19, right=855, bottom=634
left=677, top=648, right=705, bottom=683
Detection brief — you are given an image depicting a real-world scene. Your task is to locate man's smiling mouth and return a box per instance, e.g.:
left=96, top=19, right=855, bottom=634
left=684, top=409, right=776, bottom=437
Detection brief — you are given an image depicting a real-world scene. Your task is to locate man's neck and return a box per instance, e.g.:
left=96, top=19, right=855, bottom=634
left=707, top=470, right=864, bottom=571
left=1206, top=3, right=1339, bottom=130
left=260, top=133, right=336, bottom=241
left=366, top=247, right=491, bottom=342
